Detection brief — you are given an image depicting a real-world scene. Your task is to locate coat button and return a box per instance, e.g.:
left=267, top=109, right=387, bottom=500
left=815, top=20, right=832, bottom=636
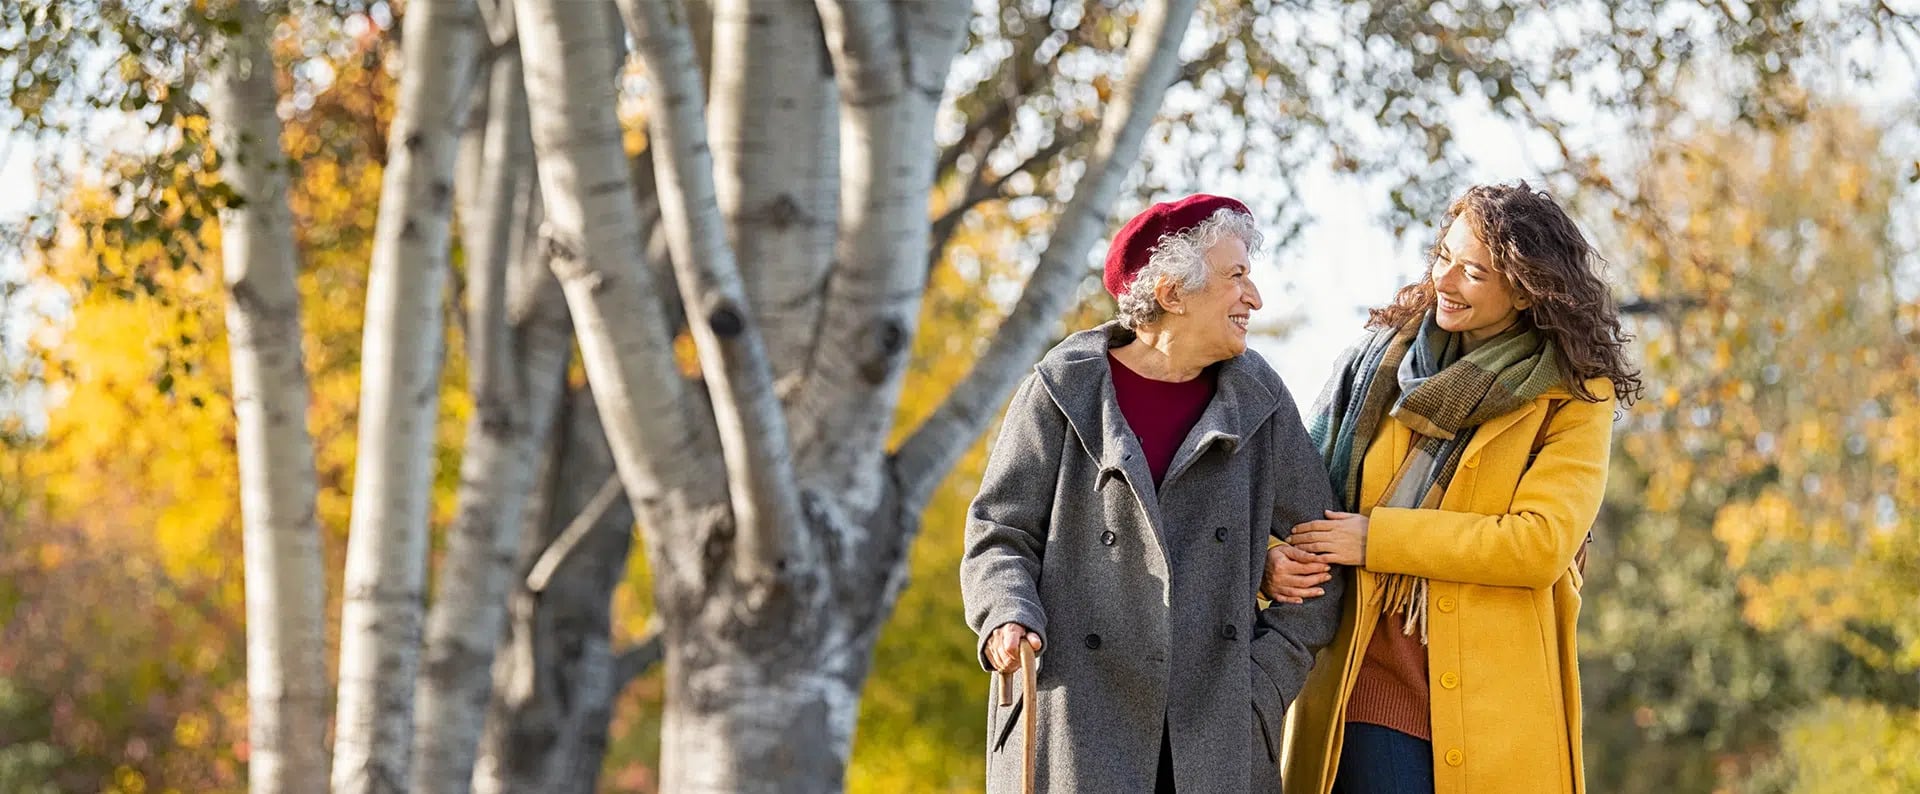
left=1214, top=526, right=1227, bottom=542
left=1464, top=456, right=1480, bottom=469
left=1441, top=671, right=1460, bottom=690
left=1085, top=633, right=1102, bottom=650
left=1221, top=624, right=1237, bottom=640
left=1445, top=748, right=1464, bottom=767
left=1100, top=530, right=1116, bottom=546
left=1436, top=595, right=1457, bottom=613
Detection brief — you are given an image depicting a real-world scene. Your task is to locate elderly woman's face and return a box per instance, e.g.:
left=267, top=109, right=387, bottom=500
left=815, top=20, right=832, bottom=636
left=1165, top=236, right=1262, bottom=361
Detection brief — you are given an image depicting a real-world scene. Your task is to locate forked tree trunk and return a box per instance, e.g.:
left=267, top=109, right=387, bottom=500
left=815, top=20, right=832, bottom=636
left=510, top=0, right=1194, bottom=788
left=472, top=385, right=643, bottom=794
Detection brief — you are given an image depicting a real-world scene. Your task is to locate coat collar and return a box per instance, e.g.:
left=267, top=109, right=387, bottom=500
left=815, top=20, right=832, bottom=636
left=1457, top=379, right=1598, bottom=463
left=1032, top=321, right=1282, bottom=499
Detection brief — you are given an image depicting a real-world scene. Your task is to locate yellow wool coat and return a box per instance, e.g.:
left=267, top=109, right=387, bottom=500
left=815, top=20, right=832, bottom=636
left=1279, top=378, right=1615, bottom=794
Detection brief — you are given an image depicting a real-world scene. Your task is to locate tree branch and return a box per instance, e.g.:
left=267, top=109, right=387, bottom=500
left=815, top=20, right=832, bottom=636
left=926, top=120, right=1091, bottom=274
left=930, top=11, right=1068, bottom=188
left=526, top=474, right=625, bottom=593
left=618, top=0, right=809, bottom=584
left=894, top=0, right=1202, bottom=512
left=514, top=0, right=728, bottom=523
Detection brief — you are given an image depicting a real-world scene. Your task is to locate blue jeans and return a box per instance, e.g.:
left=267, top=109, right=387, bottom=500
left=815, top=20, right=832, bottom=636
left=1333, top=723, right=1434, bottom=794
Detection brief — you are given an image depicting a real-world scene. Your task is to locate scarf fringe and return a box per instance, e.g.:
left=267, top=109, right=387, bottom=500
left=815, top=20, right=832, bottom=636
left=1377, top=573, right=1430, bottom=645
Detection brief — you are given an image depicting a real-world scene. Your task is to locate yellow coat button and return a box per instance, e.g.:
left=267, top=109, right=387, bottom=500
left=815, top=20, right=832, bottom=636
left=1441, top=671, right=1460, bottom=689
left=1464, top=455, right=1480, bottom=469
left=1436, top=595, right=1457, bottom=613
left=1446, top=748, right=1464, bottom=767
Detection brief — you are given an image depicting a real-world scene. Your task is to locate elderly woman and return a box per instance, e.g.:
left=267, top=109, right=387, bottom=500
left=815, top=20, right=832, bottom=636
left=1267, top=182, right=1642, bottom=794
left=961, top=194, right=1345, bottom=794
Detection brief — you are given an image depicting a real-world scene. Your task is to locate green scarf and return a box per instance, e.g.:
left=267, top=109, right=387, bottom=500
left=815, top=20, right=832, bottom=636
left=1308, top=310, right=1563, bottom=642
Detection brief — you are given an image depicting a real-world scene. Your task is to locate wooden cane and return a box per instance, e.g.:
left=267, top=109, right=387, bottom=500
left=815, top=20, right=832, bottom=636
left=994, top=642, right=1039, bottom=794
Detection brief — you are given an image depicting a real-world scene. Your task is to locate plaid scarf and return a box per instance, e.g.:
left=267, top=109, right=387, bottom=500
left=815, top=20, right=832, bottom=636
left=1308, top=310, right=1563, bottom=643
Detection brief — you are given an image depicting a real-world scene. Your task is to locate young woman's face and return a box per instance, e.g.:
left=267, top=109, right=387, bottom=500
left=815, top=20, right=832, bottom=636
left=1432, top=215, right=1530, bottom=343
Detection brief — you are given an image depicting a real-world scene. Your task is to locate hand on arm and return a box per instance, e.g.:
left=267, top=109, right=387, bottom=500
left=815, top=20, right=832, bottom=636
left=1287, top=510, right=1368, bottom=566
left=1363, top=394, right=1615, bottom=588
left=1261, top=542, right=1332, bottom=603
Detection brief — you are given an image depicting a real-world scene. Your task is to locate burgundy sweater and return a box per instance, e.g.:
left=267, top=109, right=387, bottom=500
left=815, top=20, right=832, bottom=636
left=1108, top=353, right=1216, bottom=487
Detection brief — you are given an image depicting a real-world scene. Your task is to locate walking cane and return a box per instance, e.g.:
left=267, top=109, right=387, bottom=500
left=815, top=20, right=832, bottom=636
left=995, top=642, right=1038, bottom=793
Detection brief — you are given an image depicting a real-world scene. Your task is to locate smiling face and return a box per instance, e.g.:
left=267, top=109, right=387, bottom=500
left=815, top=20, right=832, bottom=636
left=1160, top=235, right=1262, bottom=363
left=1432, top=214, right=1530, bottom=344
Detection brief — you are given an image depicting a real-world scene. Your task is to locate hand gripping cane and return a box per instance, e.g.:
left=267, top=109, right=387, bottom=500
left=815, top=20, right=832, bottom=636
left=995, top=642, right=1038, bottom=793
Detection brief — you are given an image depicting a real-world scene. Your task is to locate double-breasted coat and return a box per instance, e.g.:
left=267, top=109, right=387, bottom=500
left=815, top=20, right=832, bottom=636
left=960, top=322, right=1346, bottom=793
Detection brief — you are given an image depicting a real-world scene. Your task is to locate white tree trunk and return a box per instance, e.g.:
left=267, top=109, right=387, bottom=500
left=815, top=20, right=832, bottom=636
left=514, top=0, right=726, bottom=513
left=513, top=0, right=738, bottom=650
left=412, top=25, right=575, bottom=791
left=617, top=0, right=807, bottom=593
left=206, top=3, right=332, bottom=792
left=785, top=1, right=970, bottom=515
left=333, top=0, right=482, bottom=789
left=708, top=0, right=838, bottom=386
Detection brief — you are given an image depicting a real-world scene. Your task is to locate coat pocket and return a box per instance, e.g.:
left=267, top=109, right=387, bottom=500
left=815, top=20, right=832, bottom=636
left=1252, top=697, right=1279, bottom=764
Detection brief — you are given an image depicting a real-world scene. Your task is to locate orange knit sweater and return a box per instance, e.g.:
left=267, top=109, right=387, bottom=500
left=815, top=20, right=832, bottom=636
left=1345, top=612, right=1431, bottom=741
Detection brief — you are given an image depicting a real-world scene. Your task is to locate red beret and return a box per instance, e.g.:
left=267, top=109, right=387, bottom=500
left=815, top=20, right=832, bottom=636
left=1103, top=193, right=1252, bottom=297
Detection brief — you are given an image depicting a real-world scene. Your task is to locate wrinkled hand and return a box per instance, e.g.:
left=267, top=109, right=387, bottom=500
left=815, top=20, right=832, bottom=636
left=1289, top=510, right=1368, bottom=566
left=986, top=622, right=1044, bottom=674
left=1262, top=542, right=1332, bottom=603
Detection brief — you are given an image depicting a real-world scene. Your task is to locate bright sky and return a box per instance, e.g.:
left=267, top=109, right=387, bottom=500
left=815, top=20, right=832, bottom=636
left=0, top=135, right=30, bottom=246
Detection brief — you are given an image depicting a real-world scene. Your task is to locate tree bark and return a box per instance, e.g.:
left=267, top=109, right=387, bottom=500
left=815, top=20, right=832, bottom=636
left=333, top=0, right=483, bottom=789
left=514, top=0, right=728, bottom=527
left=617, top=0, right=809, bottom=594
left=206, top=2, right=333, bottom=791
left=774, top=1, right=968, bottom=520
left=411, top=15, right=575, bottom=789
left=472, top=386, right=639, bottom=794
left=509, top=2, right=1197, bottom=791
left=708, top=0, right=838, bottom=388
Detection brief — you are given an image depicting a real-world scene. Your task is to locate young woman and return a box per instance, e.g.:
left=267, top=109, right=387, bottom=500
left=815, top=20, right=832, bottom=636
left=1266, top=182, right=1642, bottom=794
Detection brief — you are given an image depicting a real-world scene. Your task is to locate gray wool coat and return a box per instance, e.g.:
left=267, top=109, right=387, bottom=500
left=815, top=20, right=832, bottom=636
left=960, top=322, right=1347, bottom=794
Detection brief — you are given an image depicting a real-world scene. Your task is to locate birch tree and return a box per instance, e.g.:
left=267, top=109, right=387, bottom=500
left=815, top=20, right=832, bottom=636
left=473, top=384, right=650, bottom=794
left=332, top=0, right=483, bottom=789
left=409, top=1, right=580, bottom=785
left=205, top=1, right=331, bottom=791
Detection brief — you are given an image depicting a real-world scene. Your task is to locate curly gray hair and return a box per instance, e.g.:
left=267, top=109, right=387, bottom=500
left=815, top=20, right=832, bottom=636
left=1114, top=208, right=1265, bottom=330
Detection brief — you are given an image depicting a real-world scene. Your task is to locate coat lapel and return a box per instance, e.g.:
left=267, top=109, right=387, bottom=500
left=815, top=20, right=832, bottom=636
left=1034, top=323, right=1167, bottom=539
left=1161, top=353, right=1278, bottom=488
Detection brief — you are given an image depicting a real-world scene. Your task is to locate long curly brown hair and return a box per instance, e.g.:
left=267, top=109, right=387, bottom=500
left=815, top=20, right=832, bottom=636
left=1368, top=181, right=1644, bottom=406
